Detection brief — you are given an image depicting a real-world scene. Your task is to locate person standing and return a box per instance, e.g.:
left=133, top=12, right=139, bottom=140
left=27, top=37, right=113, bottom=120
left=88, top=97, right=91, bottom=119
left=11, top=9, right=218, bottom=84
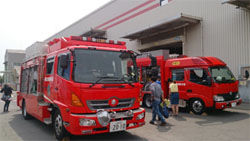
left=1, top=84, right=13, bottom=112
left=149, top=77, right=166, bottom=126
left=169, top=79, right=179, bottom=116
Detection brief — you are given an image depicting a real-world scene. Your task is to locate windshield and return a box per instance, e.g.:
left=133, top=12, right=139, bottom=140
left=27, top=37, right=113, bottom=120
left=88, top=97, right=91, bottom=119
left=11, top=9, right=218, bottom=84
left=73, top=49, right=138, bottom=84
left=209, top=66, right=236, bottom=83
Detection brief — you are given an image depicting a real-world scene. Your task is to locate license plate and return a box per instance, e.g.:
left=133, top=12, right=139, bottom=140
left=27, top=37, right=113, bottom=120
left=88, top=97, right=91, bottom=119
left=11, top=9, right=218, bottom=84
left=231, top=102, right=236, bottom=107
left=109, top=120, right=126, bottom=132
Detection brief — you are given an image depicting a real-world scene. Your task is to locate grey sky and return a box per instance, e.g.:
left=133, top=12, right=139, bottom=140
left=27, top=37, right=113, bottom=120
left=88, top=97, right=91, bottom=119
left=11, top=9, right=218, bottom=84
left=0, top=0, right=111, bottom=72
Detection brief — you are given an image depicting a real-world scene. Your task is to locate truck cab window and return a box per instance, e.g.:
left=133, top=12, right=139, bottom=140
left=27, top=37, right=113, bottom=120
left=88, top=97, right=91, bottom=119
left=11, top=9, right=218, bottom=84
left=46, top=57, right=54, bottom=74
left=189, top=68, right=209, bottom=85
left=31, top=66, right=38, bottom=94
left=172, top=69, right=184, bottom=81
left=28, top=67, right=38, bottom=94
left=21, top=69, right=28, bottom=93
left=57, top=54, right=70, bottom=80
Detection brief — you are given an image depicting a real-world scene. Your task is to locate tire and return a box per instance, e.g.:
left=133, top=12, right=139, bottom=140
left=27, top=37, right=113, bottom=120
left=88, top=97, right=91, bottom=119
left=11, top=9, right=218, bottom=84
left=53, top=109, right=68, bottom=140
left=190, top=99, right=205, bottom=115
left=22, top=101, right=31, bottom=120
left=143, top=94, right=152, bottom=108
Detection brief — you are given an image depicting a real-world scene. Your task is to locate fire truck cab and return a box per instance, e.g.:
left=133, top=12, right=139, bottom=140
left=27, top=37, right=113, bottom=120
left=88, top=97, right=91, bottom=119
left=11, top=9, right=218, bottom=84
left=17, top=36, right=145, bottom=140
left=137, top=55, right=242, bottom=115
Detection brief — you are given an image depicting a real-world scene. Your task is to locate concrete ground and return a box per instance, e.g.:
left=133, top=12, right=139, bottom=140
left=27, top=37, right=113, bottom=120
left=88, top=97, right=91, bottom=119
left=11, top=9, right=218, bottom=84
left=0, top=92, right=250, bottom=141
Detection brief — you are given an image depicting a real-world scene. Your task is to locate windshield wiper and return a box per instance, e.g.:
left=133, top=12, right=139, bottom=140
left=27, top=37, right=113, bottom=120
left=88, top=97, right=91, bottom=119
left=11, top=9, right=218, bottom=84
left=120, top=77, right=135, bottom=87
left=89, top=76, right=118, bottom=88
left=107, top=78, right=135, bottom=87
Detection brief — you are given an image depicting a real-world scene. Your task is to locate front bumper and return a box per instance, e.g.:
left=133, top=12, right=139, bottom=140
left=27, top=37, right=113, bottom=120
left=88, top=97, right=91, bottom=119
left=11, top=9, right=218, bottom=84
left=214, top=98, right=242, bottom=109
left=65, top=108, right=145, bottom=135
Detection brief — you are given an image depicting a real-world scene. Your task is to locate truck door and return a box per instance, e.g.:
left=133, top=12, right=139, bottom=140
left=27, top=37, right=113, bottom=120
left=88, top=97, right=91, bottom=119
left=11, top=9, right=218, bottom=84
left=171, top=69, right=186, bottom=107
left=55, top=53, right=71, bottom=103
left=186, top=68, right=213, bottom=113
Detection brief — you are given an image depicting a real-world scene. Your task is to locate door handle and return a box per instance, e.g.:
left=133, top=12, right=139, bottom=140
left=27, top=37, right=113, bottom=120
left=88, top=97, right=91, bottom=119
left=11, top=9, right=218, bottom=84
left=187, top=89, right=192, bottom=93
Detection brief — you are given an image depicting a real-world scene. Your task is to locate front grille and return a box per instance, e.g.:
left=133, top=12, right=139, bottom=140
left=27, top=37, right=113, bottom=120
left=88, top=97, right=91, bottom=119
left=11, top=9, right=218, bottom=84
left=87, top=98, right=135, bottom=110
left=218, top=92, right=238, bottom=101
left=114, top=117, right=133, bottom=121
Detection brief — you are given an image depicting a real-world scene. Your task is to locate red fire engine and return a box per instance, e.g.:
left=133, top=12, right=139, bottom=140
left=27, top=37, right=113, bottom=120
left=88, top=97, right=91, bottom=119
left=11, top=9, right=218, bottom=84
left=137, top=55, right=242, bottom=115
left=17, top=36, right=145, bottom=140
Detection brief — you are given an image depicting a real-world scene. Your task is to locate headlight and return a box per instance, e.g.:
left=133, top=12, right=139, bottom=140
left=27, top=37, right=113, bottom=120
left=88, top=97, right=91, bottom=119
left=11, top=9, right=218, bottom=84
left=214, top=95, right=224, bottom=102
left=97, top=110, right=110, bottom=127
left=79, top=119, right=96, bottom=126
left=235, top=93, right=240, bottom=99
left=126, top=110, right=133, bottom=117
left=136, top=112, right=145, bottom=120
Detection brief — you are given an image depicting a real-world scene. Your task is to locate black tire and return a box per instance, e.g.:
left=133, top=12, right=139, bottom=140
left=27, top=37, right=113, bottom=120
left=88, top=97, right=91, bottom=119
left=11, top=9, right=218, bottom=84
left=190, top=99, right=205, bottom=115
left=143, top=94, right=152, bottom=108
left=22, top=101, right=31, bottom=120
left=53, top=109, right=68, bottom=141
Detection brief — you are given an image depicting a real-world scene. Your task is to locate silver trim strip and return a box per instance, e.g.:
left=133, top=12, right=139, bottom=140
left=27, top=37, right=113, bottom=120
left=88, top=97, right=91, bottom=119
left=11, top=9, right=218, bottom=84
left=43, top=95, right=54, bottom=104
left=215, top=98, right=241, bottom=103
left=70, top=108, right=144, bottom=117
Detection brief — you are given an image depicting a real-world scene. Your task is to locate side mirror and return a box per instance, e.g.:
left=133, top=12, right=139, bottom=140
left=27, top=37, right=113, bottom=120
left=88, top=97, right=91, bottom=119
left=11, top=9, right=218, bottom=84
left=206, top=76, right=212, bottom=86
left=59, top=54, right=69, bottom=69
left=119, top=52, right=131, bottom=60
left=149, top=55, right=157, bottom=67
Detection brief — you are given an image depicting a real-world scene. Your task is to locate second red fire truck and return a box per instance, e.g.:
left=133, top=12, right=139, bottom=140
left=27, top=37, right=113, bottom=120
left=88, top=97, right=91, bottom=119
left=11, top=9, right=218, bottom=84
left=137, top=55, right=242, bottom=115
left=17, top=36, right=145, bottom=140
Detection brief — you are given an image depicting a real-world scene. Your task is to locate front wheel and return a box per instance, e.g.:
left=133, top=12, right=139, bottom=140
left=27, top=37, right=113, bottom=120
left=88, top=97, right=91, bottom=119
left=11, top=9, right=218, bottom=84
left=143, top=94, right=152, bottom=108
left=53, top=110, right=68, bottom=140
left=190, top=99, right=205, bottom=115
left=22, top=101, right=31, bottom=120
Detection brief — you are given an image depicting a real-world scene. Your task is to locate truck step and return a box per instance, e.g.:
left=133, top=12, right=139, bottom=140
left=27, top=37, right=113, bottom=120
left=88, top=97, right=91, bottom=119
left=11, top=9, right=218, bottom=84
left=38, top=101, right=50, bottom=106
left=44, top=118, right=52, bottom=125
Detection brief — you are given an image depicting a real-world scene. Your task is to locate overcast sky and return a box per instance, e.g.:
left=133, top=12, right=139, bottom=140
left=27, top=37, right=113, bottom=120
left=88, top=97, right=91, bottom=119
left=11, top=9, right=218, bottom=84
left=0, top=0, right=111, bottom=72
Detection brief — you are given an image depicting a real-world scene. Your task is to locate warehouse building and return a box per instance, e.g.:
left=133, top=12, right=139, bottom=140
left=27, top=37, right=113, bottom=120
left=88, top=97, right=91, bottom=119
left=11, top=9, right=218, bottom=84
left=2, top=49, right=25, bottom=90
left=44, top=0, right=250, bottom=101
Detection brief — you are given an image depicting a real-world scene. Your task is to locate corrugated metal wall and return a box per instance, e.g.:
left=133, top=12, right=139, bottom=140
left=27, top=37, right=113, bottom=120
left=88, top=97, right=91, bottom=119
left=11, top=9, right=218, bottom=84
left=45, top=0, right=250, bottom=78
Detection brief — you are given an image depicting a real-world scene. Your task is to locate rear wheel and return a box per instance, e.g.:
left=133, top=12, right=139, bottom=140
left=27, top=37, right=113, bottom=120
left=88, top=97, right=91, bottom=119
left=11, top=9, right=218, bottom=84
left=53, top=109, right=68, bottom=140
left=22, top=101, right=31, bottom=120
left=143, top=94, right=152, bottom=108
left=190, top=99, right=205, bottom=115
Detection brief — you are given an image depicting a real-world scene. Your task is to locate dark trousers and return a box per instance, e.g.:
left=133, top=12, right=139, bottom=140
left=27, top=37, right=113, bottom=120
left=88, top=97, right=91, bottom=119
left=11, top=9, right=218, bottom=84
left=4, top=100, right=10, bottom=112
left=152, top=100, right=165, bottom=123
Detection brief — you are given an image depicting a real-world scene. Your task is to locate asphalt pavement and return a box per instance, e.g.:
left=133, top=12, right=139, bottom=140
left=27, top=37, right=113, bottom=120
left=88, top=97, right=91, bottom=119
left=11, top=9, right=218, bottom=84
left=0, top=92, right=250, bottom=141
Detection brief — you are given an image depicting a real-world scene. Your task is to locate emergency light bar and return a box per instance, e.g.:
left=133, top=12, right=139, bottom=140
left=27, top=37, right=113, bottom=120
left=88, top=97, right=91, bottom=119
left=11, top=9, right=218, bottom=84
left=70, top=36, right=126, bottom=45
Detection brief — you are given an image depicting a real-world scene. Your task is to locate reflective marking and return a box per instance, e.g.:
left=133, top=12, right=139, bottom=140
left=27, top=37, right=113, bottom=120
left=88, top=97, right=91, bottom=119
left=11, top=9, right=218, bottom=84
left=177, top=83, right=186, bottom=86
left=45, top=77, right=54, bottom=82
